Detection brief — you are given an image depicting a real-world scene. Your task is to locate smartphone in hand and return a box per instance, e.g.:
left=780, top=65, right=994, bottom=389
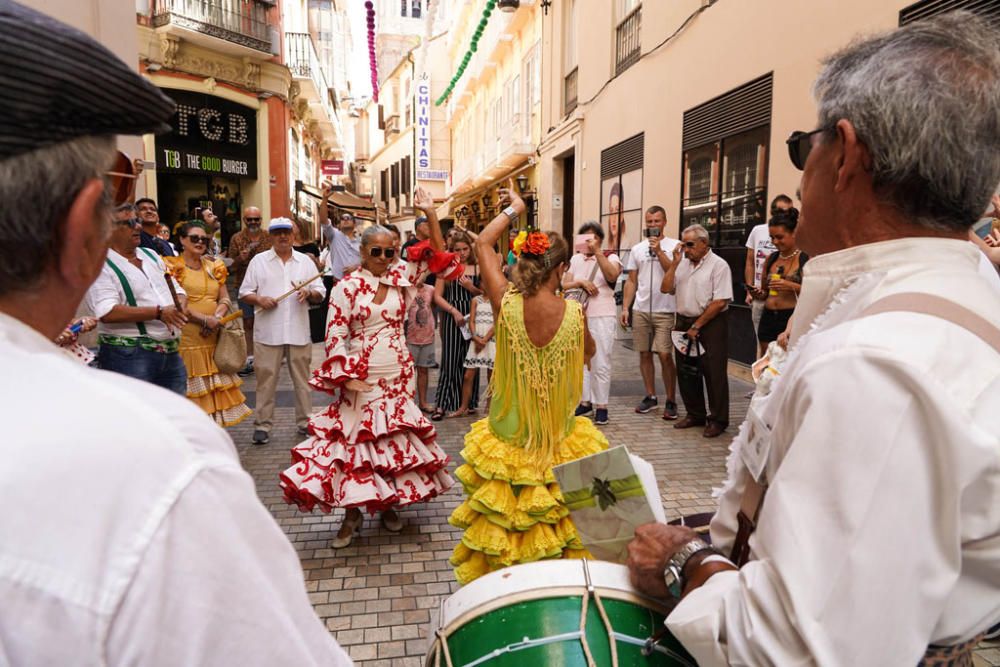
left=574, top=233, right=594, bottom=254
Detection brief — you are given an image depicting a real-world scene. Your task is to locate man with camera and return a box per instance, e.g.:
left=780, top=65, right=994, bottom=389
left=620, top=206, right=681, bottom=420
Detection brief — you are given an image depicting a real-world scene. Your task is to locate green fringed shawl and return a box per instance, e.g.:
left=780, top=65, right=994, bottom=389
left=487, top=289, right=584, bottom=466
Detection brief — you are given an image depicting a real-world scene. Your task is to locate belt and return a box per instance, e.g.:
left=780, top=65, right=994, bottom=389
left=99, top=334, right=180, bottom=354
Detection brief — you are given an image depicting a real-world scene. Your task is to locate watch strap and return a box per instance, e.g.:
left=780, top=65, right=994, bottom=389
left=503, top=205, right=518, bottom=222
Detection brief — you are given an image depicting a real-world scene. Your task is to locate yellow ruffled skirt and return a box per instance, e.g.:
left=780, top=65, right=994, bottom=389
left=179, top=342, right=252, bottom=428
left=448, top=416, right=608, bottom=585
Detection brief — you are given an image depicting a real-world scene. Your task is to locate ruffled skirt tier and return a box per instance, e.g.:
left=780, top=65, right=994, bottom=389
left=179, top=344, right=251, bottom=427
left=448, top=417, right=608, bottom=585
left=280, top=390, right=454, bottom=515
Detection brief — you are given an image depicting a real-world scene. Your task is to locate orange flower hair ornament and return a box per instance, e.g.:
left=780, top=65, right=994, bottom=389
left=522, top=232, right=550, bottom=256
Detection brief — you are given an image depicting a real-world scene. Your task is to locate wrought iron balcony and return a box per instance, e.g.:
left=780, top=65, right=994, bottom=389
left=564, top=67, right=578, bottom=116
left=286, top=32, right=336, bottom=124
left=153, top=0, right=272, bottom=53
left=385, top=114, right=401, bottom=137
left=615, top=5, right=641, bottom=76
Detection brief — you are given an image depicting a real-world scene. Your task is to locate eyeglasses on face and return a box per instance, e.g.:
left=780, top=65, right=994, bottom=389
left=116, top=217, right=140, bottom=227
left=245, top=217, right=261, bottom=222
left=186, top=235, right=209, bottom=244
left=368, top=247, right=396, bottom=259
left=786, top=126, right=832, bottom=170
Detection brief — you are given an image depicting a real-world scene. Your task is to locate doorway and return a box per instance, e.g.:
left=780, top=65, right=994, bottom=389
left=561, top=153, right=575, bottom=240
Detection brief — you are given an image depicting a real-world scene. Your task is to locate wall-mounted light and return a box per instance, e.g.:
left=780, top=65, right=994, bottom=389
left=516, top=173, right=530, bottom=193
left=540, top=0, right=552, bottom=16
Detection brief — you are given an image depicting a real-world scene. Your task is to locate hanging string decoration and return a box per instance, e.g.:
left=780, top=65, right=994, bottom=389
left=434, top=0, right=496, bottom=106
left=366, top=1, right=379, bottom=102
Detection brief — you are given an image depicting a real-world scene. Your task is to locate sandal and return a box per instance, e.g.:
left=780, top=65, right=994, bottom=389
left=446, top=408, right=468, bottom=418
left=331, top=508, right=363, bottom=549
left=430, top=408, right=445, bottom=421
left=380, top=509, right=403, bottom=532
left=419, top=404, right=434, bottom=413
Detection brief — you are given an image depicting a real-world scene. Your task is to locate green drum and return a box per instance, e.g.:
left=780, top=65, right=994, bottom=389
left=426, top=560, right=696, bottom=667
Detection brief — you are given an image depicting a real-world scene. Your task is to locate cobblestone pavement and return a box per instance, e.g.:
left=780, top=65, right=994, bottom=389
left=227, top=337, right=998, bottom=665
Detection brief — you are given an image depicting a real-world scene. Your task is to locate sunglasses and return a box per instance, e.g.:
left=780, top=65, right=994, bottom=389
left=245, top=217, right=261, bottom=222
left=368, top=247, right=396, bottom=259
left=786, top=127, right=831, bottom=170
left=186, top=235, right=209, bottom=244
left=682, top=241, right=697, bottom=248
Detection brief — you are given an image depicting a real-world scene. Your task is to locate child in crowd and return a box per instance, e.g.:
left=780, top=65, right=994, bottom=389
left=405, top=274, right=437, bottom=412
left=454, top=293, right=495, bottom=415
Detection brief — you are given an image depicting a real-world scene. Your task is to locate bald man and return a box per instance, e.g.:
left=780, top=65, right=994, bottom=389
left=227, top=206, right=272, bottom=374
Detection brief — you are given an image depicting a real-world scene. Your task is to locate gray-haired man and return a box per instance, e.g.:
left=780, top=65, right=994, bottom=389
left=0, top=2, right=351, bottom=663
left=628, top=12, right=1000, bottom=665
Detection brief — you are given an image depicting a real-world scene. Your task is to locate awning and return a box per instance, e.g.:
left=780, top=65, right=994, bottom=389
left=297, top=182, right=376, bottom=212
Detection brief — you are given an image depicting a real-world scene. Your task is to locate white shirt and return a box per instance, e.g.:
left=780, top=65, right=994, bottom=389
left=0, top=310, right=353, bottom=666
left=746, top=224, right=777, bottom=288
left=673, top=250, right=733, bottom=317
left=668, top=238, right=1000, bottom=665
left=625, top=237, right=680, bottom=313
left=86, top=248, right=186, bottom=341
left=239, top=249, right=323, bottom=346
left=322, top=221, right=362, bottom=280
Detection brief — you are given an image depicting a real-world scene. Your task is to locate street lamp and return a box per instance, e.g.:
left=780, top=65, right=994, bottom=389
left=514, top=173, right=537, bottom=230
left=498, top=0, right=519, bottom=12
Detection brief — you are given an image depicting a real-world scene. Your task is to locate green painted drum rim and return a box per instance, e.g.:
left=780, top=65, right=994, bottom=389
left=440, top=595, right=696, bottom=666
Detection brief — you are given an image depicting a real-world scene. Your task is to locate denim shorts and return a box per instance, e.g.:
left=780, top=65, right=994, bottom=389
left=97, top=344, right=187, bottom=396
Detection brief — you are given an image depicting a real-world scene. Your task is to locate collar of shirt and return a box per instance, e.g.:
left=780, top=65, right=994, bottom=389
left=263, top=247, right=308, bottom=265
left=0, top=310, right=58, bottom=356
left=790, top=237, right=981, bottom=342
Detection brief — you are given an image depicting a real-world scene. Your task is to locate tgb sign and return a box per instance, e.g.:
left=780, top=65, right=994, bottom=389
left=156, top=90, right=258, bottom=179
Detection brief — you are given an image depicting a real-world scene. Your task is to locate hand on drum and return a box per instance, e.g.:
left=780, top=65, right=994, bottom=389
left=626, top=523, right=698, bottom=599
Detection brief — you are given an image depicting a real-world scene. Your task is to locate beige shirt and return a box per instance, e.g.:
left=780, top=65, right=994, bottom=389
left=673, top=250, right=733, bottom=317
left=668, top=238, right=1000, bottom=665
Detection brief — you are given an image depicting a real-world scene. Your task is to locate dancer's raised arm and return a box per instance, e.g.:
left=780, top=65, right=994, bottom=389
left=414, top=188, right=445, bottom=252
left=476, top=181, right=526, bottom=311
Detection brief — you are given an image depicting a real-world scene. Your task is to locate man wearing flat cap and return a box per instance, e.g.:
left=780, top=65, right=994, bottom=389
left=239, top=217, right=326, bottom=445
left=0, top=2, right=351, bottom=664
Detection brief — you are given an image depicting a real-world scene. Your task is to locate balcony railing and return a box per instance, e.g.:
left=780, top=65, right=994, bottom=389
left=615, top=5, right=641, bottom=76
left=385, top=114, right=401, bottom=136
left=153, top=0, right=272, bottom=53
left=286, top=32, right=335, bottom=121
left=564, top=67, right=578, bottom=116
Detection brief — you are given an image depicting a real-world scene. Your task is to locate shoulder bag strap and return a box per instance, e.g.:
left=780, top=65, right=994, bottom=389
left=730, top=292, right=1000, bottom=566
left=105, top=258, right=148, bottom=336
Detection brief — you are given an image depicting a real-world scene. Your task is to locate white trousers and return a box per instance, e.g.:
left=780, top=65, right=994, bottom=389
left=582, top=316, right=616, bottom=406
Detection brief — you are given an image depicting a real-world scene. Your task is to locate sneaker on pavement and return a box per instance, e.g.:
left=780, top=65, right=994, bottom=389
left=238, top=359, right=255, bottom=376
left=594, top=408, right=609, bottom=425
left=662, top=401, right=678, bottom=421
left=575, top=402, right=593, bottom=416
left=251, top=429, right=269, bottom=445
left=635, top=396, right=658, bottom=414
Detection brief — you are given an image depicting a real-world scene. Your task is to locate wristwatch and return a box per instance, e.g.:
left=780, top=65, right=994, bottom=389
left=663, top=538, right=714, bottom=598
left=502, top=205, right=519, bottom=223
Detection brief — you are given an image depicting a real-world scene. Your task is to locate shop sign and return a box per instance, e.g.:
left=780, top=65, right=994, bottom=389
left=321, top=160, right=345, bottom=176
left=156, top=90, right=258, bottom=179
left=417, top=169, right=448, bottom=181
left=415, top=72, right=432, bottom=170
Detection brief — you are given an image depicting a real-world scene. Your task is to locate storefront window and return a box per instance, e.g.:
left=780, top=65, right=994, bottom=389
left=681, top=125, right=768, bottom=248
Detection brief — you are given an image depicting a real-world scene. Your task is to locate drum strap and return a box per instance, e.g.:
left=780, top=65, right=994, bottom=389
left=728, top=293, right=1000, bottom=655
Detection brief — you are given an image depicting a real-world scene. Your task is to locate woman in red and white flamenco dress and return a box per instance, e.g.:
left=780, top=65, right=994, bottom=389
left=280, top=189, right=461, bottom=547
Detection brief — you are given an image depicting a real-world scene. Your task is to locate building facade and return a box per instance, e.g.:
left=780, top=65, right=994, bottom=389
left=442, top=0, right=542, bottom=235
left=535, top=0, right=993, bottom=363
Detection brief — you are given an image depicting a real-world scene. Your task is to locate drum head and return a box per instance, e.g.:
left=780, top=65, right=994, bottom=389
left=428, top=560, right=696, bottom=667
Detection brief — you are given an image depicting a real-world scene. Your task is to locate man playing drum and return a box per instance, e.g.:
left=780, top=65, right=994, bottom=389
left=627, top=13, right=1000, bottom=665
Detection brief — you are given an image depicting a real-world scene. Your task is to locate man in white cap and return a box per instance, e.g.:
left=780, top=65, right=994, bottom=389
left=239, top=217, right=325, bottom=445
left=0, top=2, right=352, bottom=664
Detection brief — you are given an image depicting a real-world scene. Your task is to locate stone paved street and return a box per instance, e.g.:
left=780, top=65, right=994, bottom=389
left=228, top=335, right=1000, bottom=666
left=229, top=335, right=751, bottom=666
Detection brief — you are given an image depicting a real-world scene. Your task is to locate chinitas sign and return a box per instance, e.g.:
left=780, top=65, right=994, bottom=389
left=415, top=72, right=431, bottom=170
left=156, top=90, right=258, bottom=179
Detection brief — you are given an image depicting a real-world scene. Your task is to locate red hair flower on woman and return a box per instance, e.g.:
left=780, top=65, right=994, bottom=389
left=523, top=232, right=550, bottom=256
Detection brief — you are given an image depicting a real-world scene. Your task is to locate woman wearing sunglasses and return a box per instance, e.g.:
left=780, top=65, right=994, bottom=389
left=280, top=188, right=462, bottom=548
left=163, top=222, right=252, bottom=427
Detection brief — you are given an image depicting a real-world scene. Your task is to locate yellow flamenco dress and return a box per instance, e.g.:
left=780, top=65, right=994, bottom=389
left=449, top=289, right=609, bottom=585
left=164, top=256, right=252, bottom=427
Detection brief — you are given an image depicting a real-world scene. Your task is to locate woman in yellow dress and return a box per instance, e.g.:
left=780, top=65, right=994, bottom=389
left=449, top=184, right=609, bottom=585
left=164, top=222, right=252, bottom=427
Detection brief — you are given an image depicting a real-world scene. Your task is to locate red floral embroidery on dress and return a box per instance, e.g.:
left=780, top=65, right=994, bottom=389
left=282, top=260, right=455, bottom=515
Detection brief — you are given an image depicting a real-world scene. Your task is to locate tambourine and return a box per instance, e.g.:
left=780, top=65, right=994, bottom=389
left=105, top=151, right=145, bottom=206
